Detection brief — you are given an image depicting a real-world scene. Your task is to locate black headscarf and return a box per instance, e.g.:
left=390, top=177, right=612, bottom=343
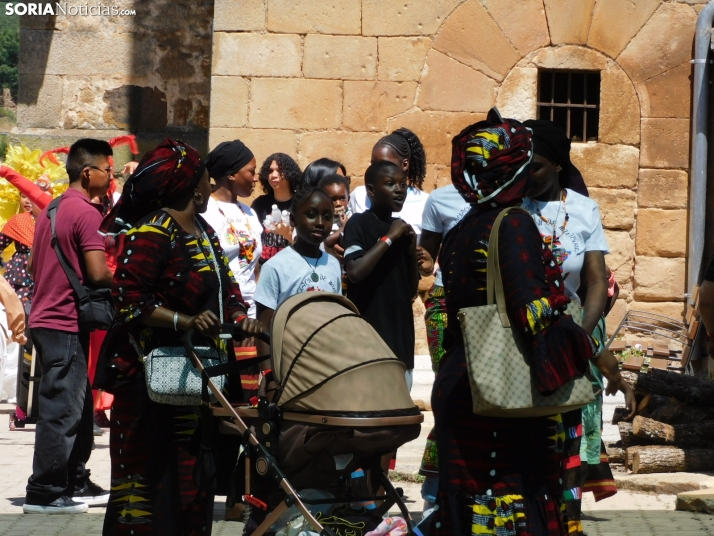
left=205, top=140, right=254, bottom=181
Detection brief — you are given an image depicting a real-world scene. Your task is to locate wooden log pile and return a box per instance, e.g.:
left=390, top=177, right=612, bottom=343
left=609, top=369, right=714, bottom=474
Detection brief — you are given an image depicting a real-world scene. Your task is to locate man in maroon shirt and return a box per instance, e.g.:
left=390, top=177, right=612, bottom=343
left=24, top=139, right=114, bottom=514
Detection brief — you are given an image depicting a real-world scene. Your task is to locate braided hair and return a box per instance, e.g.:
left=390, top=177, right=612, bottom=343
left=290, top=185, right=332, bottom=217
left=374, top=127, right=427, bottom=189
left=258, top=153, right=302, bottom=195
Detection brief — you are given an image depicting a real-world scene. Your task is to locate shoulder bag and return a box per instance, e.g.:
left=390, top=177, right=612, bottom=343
left=457, top=207, right=598, bottom=418
left=48, top=197, right=115, bottom=331
left=143, top=220, right=228, bottom=405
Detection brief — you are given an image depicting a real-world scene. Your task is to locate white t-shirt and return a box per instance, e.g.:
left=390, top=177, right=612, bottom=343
left=421, top=185, right=471, bottom=287
left=349, top=185, right=428, bottom=242
left=203, top=197, right=263, bottom=318
left=522, top=189, right=609, bottom=304
left=253, top=247, right=342, bottom=310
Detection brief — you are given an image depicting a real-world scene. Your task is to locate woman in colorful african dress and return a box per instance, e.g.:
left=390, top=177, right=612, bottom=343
left=96, top=139, right=263, bottom=535
left=431, top=110, right=632, bottom=536
left=522, top=119, right=635, bottom=535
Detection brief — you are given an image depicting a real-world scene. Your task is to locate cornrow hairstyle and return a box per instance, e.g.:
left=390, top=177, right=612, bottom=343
left=258, top=153, right=302, bottom=195
left=317, top=173, right=350, bottom=192
left=291, top=185, right=332, bottom=216
left=375, top=127, right=427, bottom=189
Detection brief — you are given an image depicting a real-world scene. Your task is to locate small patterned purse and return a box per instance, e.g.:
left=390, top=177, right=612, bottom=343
left=143, top=222, right=228, bottom=406
left=457, top=207, right=598, bottom=419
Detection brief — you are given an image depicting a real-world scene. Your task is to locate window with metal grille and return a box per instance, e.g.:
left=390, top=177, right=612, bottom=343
left=537, top=70, right=601, bottom=142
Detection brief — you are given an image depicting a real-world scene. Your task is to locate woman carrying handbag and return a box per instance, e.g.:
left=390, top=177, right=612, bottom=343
left=430, top=109, right=634, bottom=536
left=96, top=139, right=263, bottom=536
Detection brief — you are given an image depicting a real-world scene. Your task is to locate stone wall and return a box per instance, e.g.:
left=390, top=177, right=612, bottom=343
left=14, top=0, right=214, bottom=155
left=210, top=0, right=701, bottom=328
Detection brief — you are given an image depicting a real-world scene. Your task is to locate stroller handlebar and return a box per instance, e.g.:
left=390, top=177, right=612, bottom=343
left=181, top=325, right=271, bottom=353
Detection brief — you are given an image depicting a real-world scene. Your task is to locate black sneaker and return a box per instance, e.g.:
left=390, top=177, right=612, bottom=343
left=23, top=496, right=88, bottom=514
left=73, top=480, right=110, bottom=507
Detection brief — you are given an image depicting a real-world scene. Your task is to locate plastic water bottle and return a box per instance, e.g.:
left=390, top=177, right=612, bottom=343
left=281, top=210, right=290, bottom=226
left=271, top=204, right=281, bottom=222
left=263, top=217, right=275, bottom=231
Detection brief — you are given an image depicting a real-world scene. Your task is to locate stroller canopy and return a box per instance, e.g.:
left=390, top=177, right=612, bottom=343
left=271, top=292, right=416, bottom=415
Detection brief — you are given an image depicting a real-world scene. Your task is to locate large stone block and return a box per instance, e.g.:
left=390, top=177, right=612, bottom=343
left=214, top=0, right=265, bottom=31
left=599, top=67, right=640, bottom=146
left=587, top=0, right=659, bottom=59
left=640, top=118, right=690, bottom=169
left=570, top=144, right=639, bottom=189
left=249, top=79, right=342, bottom=130
left=604, top=230, right=634, bottom=285
left=362, top=0, right=462, bottom=36
left=627, top=300, right=686, bottom=322
left=543, top=0, right=596, bottom=45
left=617, top=3, right=697, bottom=84
left=529, top=45, right=608, bottom=71
left=298, top=131, right=383, bottom=180
left=677, top=490, right=714, bottom=515
left=387, top=110, right=486, bottom=166
left=636, top=209, right=688, bottom=258
left=16, top=74, right=63, bottom=129
left=605, top=299, right=628, bottom=336
left=418, top=51, right=496, bottom=113
left=303, top=35, right=377, bottom=80
left=481, top=0, right=549, bottom=56
left=267, top=0, right=360, bottom=34
left=209, top=76, right=249, bottom=129
left=212, top=33, right=302, bottom=78
left=208, top=128, right=298, bottom=167
left=638, top=62, right=692, bottom=119
left=634, top=257, right=687, bottom=302
left=589, top=188, right=636, bottom=230
left=20, top=30, right=137, bottom=77
left=495, top=67, right=537, bottom=121
left=378, top=37, right=432, bottom=82
left=344, top=81, right=417, bottom=132
left=638, top=169, right=689, bottom=209
left=433, top=0, right=520, bottom=81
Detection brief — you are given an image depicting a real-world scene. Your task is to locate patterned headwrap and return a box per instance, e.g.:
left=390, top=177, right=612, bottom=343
left=451, top=108, right=533, bottom=207
left=100, top=139, right=205, bottom=236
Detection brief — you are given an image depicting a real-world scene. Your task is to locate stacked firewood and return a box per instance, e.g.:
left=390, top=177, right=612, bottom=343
left=606, top=369, right=714, bottom=474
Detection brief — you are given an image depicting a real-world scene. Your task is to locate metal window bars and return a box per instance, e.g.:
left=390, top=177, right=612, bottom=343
left=537, top=70, right=601, bottom=142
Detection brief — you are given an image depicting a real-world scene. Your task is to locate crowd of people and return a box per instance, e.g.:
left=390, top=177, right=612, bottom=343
left=0, top=109, right=651, bottom=536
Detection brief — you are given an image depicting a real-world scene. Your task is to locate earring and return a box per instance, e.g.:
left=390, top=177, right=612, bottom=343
left=555, top=166, right=562, bottom=172
left=193, top=192, right=204, bottom=205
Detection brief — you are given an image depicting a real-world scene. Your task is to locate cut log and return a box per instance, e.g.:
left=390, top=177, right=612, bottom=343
left=606, top=446, right=625, bottom=464
left=631, top=446, right=714, bottom=474
left=636, top=394, right=652, bottom=414
left=612, top=407, right=631, bottom=425
left=648, top=397, right=714, bottom=425
left=618, top=422, right=645, bottom=448
left=632, top=416, right=714, bottom=448
left=624, top=446, right=649, bottom=470
left=635, top=369, right=714, bottom=406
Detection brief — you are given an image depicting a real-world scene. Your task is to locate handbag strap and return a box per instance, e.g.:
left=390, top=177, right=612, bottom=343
left=196, top=220, right=223, bottom=324
left=486, top=206, right=533, bottom=328
left=47, top=196, right=91, bottom=306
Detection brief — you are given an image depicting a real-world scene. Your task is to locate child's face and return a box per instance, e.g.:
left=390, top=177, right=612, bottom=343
left=292, top=193, right=334, bottom=245
left=323, top=183, right=349, bottom=212
left=368, top=169, right=407, bottom=213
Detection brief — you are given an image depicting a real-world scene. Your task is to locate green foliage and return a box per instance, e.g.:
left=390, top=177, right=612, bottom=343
left=0, top=134, right=8, bottom=161
left=0, top=3, right=18, bottom=99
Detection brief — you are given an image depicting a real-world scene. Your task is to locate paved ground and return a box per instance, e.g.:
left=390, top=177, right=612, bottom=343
left=0, top=356, right=712, bottom=534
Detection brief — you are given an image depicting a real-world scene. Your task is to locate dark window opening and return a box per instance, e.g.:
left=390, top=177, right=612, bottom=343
left=537, top=70, right=600, bottom=142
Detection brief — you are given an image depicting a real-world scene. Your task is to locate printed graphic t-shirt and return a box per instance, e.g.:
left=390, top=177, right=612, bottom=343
left=202, top=197, right=263, bottom=317
left=420, top=184, right=471, bottom=287
left=253, top=246, right=342, bottom=310
left=522, top=188, right=609, bottom=304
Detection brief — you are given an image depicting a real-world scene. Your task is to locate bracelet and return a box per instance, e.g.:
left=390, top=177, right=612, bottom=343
left=234, top=314, right=248, bottom=324
left=379, top=236, right=393, bottom=247
left=173, top=311, right=179, bottom=331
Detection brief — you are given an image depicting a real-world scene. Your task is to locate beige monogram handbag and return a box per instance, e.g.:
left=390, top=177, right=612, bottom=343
left=457, top=207, right=598, bottom=418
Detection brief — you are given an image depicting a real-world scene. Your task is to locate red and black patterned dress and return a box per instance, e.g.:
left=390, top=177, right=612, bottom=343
left=99, top=210, right=246, bottom=536
left=432, top=207, right=594, bottom=536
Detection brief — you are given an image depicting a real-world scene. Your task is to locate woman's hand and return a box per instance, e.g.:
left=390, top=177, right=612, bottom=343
left=238, top=317, right=264, bottom=336
left=187, top=310, right=221, bottom=338
left=604, top=373, right=636, bottom=420
left=417, top=246, right=433, bottom=275
left=272, top=222, right=294, bottom=243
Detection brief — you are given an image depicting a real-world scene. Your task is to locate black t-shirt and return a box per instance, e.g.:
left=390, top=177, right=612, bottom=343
left=705, top=257, right=714, bottom=282
left=343, top=212, right=418, bottom=369
left=251, top=195, right=293, bottom=262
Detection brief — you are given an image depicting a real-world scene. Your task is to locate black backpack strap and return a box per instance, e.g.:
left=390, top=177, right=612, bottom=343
left=47, top=197, right=91, bottom=307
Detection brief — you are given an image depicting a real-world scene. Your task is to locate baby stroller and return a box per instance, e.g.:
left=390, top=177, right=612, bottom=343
left=184, top=292, right=424, bottom=535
